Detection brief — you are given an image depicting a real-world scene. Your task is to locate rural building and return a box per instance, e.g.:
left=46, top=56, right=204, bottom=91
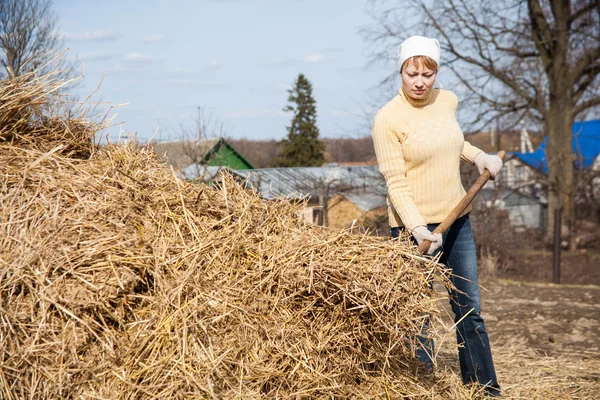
left=501, top=119, right=600, bottom=196
left=153, top=138, right=254, bottom=180
left=232, top=164, right=385, bottom=201
left=478, top=188, right=545, bottom=231
left=197, top=138, right=254, bottom=170
left=233, top=164, right=387, bottom=229
left=493, top=119, right=600, bottom=229
left=327, top=193, right=388, bottom=233
left=509, top=119, right=600, bottom=174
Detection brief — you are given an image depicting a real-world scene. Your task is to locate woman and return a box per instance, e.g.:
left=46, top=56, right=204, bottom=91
left=372, top=35, right=502, bottom=397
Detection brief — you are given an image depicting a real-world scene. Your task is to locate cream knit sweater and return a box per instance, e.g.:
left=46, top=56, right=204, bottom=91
left=372, top=88, right=482, bottom=231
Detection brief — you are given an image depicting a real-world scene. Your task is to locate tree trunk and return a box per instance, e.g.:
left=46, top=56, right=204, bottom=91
left=545, top=102, right=574, bottom=241
left=543, top=0, right=575, bottom=243
left=4, top=47, right=16, bottom=77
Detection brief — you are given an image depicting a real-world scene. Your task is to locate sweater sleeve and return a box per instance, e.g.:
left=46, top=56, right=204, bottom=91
left=461, top=141, right=483, bottom=163
left=372, top=111, right=425, bottom=231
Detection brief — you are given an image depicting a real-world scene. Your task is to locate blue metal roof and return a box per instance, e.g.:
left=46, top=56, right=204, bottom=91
left=510, top=119, right=600, bottom=173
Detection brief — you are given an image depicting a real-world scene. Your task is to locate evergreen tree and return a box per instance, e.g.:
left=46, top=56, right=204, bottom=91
left=272, top=73, right=325, bottom=167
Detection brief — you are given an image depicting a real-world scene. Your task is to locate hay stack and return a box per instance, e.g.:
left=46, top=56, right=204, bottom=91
left=0, top=68, right=95, bottom=158
left=0, top=72, right=475, bottom=398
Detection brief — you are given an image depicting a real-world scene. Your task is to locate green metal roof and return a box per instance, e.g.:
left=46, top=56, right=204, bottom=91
left=202, top=138, right=254, bottom=170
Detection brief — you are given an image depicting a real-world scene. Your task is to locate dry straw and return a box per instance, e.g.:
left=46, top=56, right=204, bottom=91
left=0, top=68, right=485, bottom=399
left=0, top=59, right=96, bottom=159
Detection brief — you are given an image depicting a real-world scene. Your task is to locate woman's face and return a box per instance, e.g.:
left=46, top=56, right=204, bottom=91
left=401, top=60, right=437, bottom=100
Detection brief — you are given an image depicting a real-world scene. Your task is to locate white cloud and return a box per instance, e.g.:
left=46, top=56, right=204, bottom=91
left=77, top=50, right=115, bottom=61
left=319, top=47, right=345, bottom=53
left=125, top=52, right=153, bottom=63
left=108, top=64, right=132, bottom=72
left=141, top=34, right=164, bottom=44
left=167, top=67, right=194, bottom=77
left=305, top=53, right=326, bottom=63
left=63, top=30, right=118, bottom=41
left=207, top=60, right=222, bottom=70
left=166, top=78, right=198, bottom=86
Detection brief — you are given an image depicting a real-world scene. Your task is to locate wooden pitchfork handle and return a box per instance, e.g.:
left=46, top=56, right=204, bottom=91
left=417, top=151, right=506, bottom=255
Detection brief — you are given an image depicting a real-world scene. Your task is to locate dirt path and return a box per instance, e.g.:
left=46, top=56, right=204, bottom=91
left=482, top=280, right=600, bottom=357
left=433, top=279, right=600, bottom=399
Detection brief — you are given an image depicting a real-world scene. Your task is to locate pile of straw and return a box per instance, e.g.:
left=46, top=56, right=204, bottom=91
left=0, top=72, right=475, bottom=398
left=0, top=66, right=95, bottom=158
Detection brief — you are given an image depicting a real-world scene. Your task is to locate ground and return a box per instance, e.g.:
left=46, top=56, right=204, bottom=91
left=482, top=280, right=600, bottom=356
left=433, top=278, right=600, bottom=399
left=496, top=249, right=600, bottom=286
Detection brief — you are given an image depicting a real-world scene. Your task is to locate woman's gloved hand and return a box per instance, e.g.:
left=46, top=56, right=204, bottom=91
left=411, top=225, right=443, bottom=255
left=474, top=152, right=503, bottom=178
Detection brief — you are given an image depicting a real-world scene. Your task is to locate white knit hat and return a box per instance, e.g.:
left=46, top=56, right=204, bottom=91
left=398, top=36, right=441, bottom=70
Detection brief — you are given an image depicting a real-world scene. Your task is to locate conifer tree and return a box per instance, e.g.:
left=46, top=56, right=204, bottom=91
left=272, top=73, right=325, bottom=167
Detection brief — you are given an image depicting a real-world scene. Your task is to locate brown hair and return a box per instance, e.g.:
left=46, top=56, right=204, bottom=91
left=401, top=55, right=438, bottom=72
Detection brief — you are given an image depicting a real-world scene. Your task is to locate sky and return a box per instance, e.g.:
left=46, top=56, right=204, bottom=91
left=54, top=0, right=394, bottom=143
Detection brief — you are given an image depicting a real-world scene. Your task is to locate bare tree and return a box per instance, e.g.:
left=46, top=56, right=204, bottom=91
left=151, top=108, right=231, bottom=180
left=322, top=136, right=377, bottom=163
left=0, top=0, right=64, bottom=77
left=227, top=138, right=280, bottom=168
left=363, top=0, right=600, bottom=240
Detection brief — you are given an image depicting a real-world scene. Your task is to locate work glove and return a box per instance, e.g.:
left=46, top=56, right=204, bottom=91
left=411, top=225, right=443, bottom=255
left=474, top=152, right=503, bottom=178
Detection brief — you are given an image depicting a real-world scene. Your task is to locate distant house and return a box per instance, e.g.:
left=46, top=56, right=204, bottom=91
left=500, top=119, right=600, bottom=193
left=496, top=157, right=537, bottom=190
left=508, top=119, right=600, bottom=174
left=327, top=193, right=388, bottom=233
left=153, top=138, right=254, bottom=180
left=478, top=188, right=545, bottom=231
left=198, top=138, right=254, bottom=170
left=232, top=164, right=385, bottom=201
left=493, top=119, right=600, bottom=229
left=233, top=164, right=387, bottom=227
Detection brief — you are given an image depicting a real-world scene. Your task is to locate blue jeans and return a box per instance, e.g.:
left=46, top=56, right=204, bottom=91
left=391, top=214, right=501, bottom=396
